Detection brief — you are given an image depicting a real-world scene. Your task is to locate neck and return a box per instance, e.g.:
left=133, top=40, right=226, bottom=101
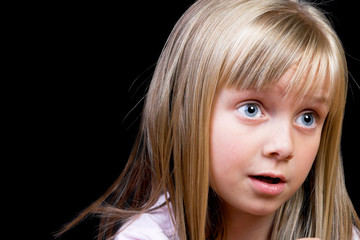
left=224, top=207, right=275, bottom=240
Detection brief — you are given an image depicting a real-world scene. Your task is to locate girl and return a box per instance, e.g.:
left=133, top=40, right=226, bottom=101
left=58, top=0, right=360, bottom=239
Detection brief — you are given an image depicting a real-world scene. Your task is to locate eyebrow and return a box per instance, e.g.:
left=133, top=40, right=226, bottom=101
left=306, top=95, right=330, bottom=105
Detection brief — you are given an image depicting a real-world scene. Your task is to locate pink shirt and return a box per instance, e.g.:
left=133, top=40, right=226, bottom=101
left=115, top=194, right=179, bottom=240
left=114, top=194, right=360, bottom=240
left=354, top=228, right=360, bottom=240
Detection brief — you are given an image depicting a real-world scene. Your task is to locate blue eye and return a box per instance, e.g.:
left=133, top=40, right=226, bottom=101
left=237, top=103, right=263, bottom=119
left=295, top=113, right=316, bottom=128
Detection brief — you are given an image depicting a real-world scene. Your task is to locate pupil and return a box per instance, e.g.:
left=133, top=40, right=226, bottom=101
left=304, top=114, right=312, bottom=123
left=248, top=105, right=256, bottom=114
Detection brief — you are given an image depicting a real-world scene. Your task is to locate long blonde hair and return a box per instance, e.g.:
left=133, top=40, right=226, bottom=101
left=57, top=0, right=360, bottom=239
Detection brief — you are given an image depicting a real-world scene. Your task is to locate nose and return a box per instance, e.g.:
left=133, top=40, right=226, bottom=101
left=262, top=120, right=294, bottom=161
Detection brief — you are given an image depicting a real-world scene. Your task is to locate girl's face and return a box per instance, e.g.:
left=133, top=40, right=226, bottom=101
left=210, top=66, right=330, bottom=217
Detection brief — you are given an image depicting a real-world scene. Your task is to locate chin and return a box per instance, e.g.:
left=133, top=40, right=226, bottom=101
left=245, top=201, right=283, bottom=216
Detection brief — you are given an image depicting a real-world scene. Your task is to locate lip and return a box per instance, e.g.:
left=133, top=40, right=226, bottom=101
left=249, top=172, right=286, bottom=195
left=251, top=172, right=286, bottom=182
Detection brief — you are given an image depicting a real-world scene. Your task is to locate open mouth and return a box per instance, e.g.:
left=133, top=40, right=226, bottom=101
left=251, top=176, right=283, bottom=184
left=249, top=174, right=286, bottom=195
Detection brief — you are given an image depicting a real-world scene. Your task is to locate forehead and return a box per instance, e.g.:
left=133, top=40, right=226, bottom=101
left=275, top=65, right=331, bottom=98
left=271, top=65, right=332, bottom=104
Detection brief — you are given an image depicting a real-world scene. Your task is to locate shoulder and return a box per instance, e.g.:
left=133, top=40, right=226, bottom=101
left=353, top=227, right=360, bottom=240
left=115, top=194, right=179, bottom=240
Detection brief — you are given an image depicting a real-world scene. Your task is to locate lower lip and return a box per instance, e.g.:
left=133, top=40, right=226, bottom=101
left=249, top=177, right=285, bottom=195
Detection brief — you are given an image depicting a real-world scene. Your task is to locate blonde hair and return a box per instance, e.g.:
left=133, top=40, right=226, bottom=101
left=57, top=0, right=360, bottom=239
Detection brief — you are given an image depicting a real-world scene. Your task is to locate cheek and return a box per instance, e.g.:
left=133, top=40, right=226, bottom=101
left=209, top=115, right=260, bottom=184
left=210, top=127, right=241, bottom=193
left=291, top=134, right=321, bottom=186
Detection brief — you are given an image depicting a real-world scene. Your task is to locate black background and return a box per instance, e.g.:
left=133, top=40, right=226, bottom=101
left=28, top=1, right=359, bottom=239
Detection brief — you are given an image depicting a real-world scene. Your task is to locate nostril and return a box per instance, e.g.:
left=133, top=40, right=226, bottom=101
left=267, top=151, right=293, bottom=161
left=269, top=152, right=280, bottom=159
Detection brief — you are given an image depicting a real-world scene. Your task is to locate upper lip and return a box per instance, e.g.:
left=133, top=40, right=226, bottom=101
left=250, top=172, right=286, bottom=182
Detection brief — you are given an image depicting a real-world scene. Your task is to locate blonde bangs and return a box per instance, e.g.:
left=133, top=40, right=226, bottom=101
left=218, top=1, right=346, bottom=116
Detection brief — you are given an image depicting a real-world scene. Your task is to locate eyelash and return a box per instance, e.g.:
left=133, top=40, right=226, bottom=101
left=295, top=111, right=318, bottom=129
left=237, top=103, right=264, bottom=120
left=236, top=102, right=319, bottom=129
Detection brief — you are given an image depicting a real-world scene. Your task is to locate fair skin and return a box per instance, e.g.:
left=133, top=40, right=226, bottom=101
left=210, top=67, right=330, bottom=240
